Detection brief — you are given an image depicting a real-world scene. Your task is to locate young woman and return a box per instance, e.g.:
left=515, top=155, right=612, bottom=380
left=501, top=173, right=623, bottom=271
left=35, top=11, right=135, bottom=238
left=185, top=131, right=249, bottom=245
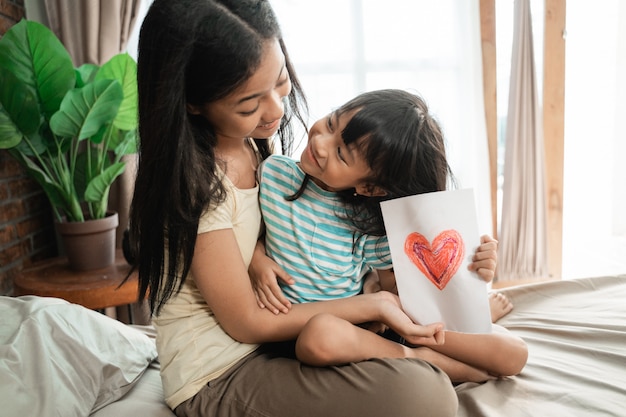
left=251, top=89, right=528, bottom=382
left=129, top=1, right=458, bottom=416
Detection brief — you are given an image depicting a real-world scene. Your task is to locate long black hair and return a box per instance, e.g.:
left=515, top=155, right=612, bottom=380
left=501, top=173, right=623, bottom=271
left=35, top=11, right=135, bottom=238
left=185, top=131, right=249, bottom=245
left=129, top=0, right=307, bottom=315
left=291, top=89, right=452, bottom=237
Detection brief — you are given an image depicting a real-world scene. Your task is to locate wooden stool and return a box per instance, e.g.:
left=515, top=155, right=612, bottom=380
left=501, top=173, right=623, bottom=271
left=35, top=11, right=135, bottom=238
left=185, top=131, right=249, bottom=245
left=14, top=250, right=140, bottom=320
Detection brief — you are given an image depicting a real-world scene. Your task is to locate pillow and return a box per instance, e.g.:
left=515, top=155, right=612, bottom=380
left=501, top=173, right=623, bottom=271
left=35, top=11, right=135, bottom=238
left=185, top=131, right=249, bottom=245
left=0, top=295, right=158, bottom=416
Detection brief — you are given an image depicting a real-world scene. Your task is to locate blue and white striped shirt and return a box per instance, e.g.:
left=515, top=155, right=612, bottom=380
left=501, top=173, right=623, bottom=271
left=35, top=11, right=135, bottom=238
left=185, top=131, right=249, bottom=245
left=259, top=155, right=392, bottom=303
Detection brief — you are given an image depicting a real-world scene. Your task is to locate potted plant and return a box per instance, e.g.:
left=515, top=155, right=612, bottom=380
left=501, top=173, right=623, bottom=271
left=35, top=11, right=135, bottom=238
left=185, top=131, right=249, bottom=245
left=0, top=20, right=138, bottom=270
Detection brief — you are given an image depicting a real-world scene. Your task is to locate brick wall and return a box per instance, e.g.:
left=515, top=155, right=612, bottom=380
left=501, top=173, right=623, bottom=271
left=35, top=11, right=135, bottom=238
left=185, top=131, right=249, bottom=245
left=0, top=0, right=23, bottom=34
left=0, top=1, right=58, bottom=296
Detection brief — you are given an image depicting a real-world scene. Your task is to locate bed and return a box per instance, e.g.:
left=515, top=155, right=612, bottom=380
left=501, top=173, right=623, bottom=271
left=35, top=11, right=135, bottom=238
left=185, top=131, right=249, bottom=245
left=2, top=274, right=625, bottom=417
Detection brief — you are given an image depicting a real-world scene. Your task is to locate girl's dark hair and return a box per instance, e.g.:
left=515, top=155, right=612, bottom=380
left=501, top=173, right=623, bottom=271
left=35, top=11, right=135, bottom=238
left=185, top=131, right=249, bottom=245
left=294, top=89, right=452, bottom=237
left=129, top=0, right=307, bottom=314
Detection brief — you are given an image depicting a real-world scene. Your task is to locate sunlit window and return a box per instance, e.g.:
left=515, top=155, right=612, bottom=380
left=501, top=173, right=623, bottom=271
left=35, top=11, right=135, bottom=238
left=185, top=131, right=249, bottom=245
left=272, top=0, right=492, bottom=233
left=128, top=0, right=494, bottom=234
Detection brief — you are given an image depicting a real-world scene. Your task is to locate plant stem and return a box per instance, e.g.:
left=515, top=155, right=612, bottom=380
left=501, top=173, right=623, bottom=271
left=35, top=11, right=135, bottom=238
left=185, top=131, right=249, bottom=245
left=59, top=137, right=83, bottom=222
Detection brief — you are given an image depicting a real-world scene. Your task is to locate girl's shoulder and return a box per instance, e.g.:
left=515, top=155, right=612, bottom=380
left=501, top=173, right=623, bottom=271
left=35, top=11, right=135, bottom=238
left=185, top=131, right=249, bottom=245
left=265, top=154, right=297, bottom=168
left=261, top=154, right=303, bottom=178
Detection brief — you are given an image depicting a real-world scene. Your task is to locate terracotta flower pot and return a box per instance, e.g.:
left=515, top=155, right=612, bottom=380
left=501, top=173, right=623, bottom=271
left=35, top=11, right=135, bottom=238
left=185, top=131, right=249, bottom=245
left=55, top=211, right=119, bottom=271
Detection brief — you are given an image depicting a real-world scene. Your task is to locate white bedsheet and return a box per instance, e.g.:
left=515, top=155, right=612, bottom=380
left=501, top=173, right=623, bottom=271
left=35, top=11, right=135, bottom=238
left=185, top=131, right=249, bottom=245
left=90, top=275, right=626, bottom=416
left=456, top=275, right=626, bottom=416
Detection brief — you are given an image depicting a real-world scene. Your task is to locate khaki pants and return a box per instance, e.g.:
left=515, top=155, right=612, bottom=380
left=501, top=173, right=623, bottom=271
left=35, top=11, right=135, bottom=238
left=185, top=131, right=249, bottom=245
left=175, top=341, right=458, bottom=417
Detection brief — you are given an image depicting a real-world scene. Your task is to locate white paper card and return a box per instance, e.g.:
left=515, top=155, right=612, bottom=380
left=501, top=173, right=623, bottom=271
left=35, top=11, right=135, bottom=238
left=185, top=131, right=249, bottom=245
left=380, top=189, right=491, bottom=333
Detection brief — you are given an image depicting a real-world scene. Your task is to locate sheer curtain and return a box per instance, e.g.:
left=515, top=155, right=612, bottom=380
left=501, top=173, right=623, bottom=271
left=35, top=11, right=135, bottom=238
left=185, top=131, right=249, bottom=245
left=497, top=0, right=548, bottom=282
left=271, top=0, right=493, bottom=235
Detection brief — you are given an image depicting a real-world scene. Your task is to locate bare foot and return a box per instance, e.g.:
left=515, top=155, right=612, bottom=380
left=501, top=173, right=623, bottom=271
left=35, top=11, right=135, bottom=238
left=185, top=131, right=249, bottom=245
left=489, top=292, right=513, bottom=322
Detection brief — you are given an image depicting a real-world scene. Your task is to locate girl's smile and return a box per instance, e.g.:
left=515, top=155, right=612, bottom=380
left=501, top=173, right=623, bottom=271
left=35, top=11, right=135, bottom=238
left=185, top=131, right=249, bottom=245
left=299, top=111, right=375, bottom=194
left=303, top=141, right=320, bottom=168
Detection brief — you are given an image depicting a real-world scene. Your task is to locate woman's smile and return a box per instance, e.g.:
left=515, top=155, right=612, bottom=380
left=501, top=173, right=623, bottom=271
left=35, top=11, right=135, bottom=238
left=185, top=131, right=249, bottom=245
left=257, top=118, right=280, bottom=131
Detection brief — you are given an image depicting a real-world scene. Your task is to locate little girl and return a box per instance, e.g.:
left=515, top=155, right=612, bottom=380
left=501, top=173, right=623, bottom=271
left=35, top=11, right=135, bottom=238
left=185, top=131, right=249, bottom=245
left=251, top=89, right=527, bottom=382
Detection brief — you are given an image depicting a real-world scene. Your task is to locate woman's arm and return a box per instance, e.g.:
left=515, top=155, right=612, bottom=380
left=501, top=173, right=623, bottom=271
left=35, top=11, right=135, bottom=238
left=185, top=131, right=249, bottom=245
left=192, top=229, right=442, bottom=344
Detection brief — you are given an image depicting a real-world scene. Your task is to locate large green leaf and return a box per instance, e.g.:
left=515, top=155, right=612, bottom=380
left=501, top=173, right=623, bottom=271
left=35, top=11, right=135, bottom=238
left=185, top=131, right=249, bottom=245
left=0, top=67, right=40, bottom=146
left=0, top=20, right=75, bottom=118
left=74, top=148, right=110, bottom=199
left=75, top=64, right=99, bottom=87
left=113, top=129, right=138, bottom=155
left=19, top=154, right=76, bottom=217
left=49, top=79, right=123, bottom=140
left=84, top=162, right=125, bottom=203
left=0, top=105, right=25, bottom=149
left=10, top=131, right=46, bottom=157
left=97, top=53, right=138, bottom=131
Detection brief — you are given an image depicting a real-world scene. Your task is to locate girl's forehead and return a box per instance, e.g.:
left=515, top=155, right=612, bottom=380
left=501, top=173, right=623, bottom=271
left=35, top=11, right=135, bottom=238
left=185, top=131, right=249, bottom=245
left=336, top=107, right=360, bottom=123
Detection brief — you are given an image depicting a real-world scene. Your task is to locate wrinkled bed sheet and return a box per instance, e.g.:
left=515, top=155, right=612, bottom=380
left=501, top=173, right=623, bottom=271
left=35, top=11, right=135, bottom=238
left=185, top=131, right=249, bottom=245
left=456, top=275, right=626, bottom=416
left=91, top=275, right=626, bottom=417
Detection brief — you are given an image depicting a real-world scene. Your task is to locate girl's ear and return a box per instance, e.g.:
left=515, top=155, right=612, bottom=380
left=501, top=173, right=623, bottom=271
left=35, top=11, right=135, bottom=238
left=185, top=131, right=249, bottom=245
left=355, top=183, right=387, bottom=197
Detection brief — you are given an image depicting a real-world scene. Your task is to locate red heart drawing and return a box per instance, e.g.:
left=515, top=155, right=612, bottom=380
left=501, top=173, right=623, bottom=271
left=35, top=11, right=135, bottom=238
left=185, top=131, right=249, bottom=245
left=404, top=230, right=465, bottom=290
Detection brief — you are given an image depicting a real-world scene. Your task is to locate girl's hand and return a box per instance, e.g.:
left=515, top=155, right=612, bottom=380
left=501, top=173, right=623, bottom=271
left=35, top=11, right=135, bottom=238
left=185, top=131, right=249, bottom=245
left=402, top=322, right=446, bottom=346
left=376, top=291, right=445, bottom=346
left=468, top=235, right=498, bottom=282
left=249, top=240, right=295, bottom=314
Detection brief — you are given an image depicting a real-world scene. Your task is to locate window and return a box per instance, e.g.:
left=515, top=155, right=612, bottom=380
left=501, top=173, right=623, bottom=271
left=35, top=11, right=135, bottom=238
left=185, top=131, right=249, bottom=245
left=273, top=0, right=493, bottom=233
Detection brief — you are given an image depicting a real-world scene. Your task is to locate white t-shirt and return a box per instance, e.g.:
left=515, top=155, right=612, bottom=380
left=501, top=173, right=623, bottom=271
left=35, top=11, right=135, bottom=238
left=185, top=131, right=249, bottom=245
left=153, top=172, right=261, bottom=409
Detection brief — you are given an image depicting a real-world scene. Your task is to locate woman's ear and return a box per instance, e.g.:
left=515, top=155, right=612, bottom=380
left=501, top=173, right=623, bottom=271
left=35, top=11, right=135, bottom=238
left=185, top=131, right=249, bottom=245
left=187, top=103, right=201, bottom=115
left=355, top=183, right=387, bottom=197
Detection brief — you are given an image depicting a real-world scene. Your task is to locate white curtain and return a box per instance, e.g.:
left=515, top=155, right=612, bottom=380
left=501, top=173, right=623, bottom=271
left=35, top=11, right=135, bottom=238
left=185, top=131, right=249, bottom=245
left=271, top=0, right=493, bottom=235
left=497, top=0, right=548, bottom=282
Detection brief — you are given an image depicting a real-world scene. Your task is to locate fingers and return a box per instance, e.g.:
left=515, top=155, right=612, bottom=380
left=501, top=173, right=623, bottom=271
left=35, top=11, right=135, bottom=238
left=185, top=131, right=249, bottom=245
left=481, top=234, right=498, bottom=245
left=474, top=266, right=495, bottom=282
left=404, top=323, right=445, bottom=346
left=274, top=268, right=295, bottom=285
left=250, top=262, right=294, bottom=314
left=477, top=235, right=498, bottom=253
left=434, top=327, right=445, bottom=344
left=256, top=281, right=291, bottom=314
left=468, top=235, right=498, bottom=282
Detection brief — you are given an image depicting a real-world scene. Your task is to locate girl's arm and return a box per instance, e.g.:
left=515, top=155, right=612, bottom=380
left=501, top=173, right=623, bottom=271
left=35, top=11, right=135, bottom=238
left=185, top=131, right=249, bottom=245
left=248, top=240, right=294, bottom=314
left=425, top=324, right=528, bottom=377
left=249, top=234, right=498, bottom=314
left=192, top=228, right=443, bottom=344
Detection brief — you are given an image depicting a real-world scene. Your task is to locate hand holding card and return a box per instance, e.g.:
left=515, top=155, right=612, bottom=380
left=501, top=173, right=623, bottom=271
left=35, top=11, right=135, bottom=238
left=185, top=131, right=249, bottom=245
left=381, top=189, right=492, bottom=333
